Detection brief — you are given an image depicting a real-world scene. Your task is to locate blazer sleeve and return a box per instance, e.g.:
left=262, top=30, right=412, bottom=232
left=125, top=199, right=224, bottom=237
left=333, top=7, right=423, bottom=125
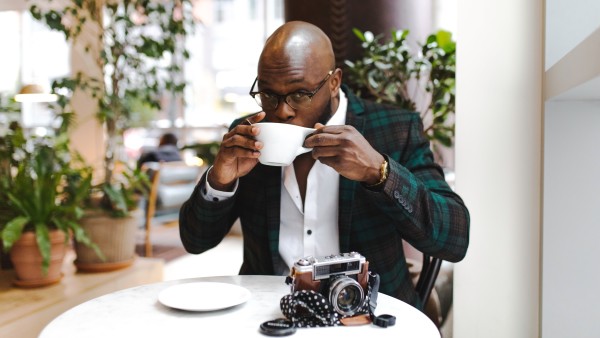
left=178, top=171, right=239, bottom=254
left=178, top=115, right=255, bottom=255
left=363, top=114, right=470, bottom=262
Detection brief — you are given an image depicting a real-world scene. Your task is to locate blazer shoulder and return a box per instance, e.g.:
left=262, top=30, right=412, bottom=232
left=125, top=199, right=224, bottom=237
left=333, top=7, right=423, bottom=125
left=361, top=99, right=422, bottom=125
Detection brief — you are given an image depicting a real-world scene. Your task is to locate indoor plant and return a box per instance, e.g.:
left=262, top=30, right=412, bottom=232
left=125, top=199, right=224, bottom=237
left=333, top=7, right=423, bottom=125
left=0, top=116, right=100, bottom=287
left=30, top=0, right=193, bottom=270
left=30, top=0, right=193, bottom=215
left=0, top=93, right=21, bottom=269
left=344, top=28, right=456, bottom=165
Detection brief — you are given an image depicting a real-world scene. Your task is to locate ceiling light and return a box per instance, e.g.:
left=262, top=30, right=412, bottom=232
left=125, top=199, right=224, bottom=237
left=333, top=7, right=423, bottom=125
left=14, top=84, right=58, bottom=103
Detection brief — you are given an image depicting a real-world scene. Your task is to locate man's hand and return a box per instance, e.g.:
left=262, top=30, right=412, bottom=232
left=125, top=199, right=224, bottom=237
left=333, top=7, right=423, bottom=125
left=305, top=123, right=384, bottom=185
left=208, top=112, right=266, bottom=191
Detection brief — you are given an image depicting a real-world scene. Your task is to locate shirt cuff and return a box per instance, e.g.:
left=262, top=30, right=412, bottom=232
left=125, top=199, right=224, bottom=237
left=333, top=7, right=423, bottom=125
left=200, top=166, right=239, bottom=202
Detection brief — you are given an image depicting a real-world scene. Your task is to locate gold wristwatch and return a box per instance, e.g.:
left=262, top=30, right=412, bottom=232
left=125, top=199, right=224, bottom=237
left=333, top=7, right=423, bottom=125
left=366, top=158, right=388, bottom=188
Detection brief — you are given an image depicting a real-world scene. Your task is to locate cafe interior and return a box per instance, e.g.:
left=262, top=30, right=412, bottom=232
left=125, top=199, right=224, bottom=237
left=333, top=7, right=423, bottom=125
left=0, top=0, right=598, bottom=337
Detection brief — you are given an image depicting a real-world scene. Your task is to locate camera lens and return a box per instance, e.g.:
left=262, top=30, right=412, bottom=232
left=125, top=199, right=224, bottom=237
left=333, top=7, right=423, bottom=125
left=329, top=276, right=364, bottom=316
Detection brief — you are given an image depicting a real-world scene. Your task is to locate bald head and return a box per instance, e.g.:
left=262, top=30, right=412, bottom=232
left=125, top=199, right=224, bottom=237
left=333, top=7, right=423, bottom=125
left=254, top=21, right=341, bottom=126
left=259, top=21, right=335, bottom=75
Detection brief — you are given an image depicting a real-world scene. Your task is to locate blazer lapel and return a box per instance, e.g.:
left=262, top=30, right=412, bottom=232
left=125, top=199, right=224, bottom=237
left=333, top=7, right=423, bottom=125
left=338, top=87, right=365, bottom=252
left=262, top=165, right=285, bottom=270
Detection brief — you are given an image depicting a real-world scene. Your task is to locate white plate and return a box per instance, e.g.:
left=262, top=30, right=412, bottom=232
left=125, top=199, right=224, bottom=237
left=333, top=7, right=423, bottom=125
left=158, top=282, right=251, bottom=311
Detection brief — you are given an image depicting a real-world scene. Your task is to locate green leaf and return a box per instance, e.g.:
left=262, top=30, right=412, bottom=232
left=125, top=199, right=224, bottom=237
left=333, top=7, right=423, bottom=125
left=30, top=5, right=42, bottom=20
left=34, top=223, right=51, bottom=275
left=2, top=217, right=29, bottom=251
left=374, top=61, right=392, bottom=70
left=436, top=30, right=455, bottom=53
left=352, top=28, right=366, bottom=42
left=394, top=29, right=409, bottom=41
left=102, top=184, right=128, bottom=217
left=71, top=222, right=105, bottom=261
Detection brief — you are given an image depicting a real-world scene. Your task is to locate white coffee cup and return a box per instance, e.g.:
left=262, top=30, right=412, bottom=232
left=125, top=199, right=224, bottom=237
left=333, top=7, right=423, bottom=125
left=255, top=122, right=315, bottom=166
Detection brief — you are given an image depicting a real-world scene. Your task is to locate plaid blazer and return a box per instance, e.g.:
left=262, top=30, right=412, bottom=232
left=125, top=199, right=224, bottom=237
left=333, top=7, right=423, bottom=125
left=179, top=86, right=470, bottom=309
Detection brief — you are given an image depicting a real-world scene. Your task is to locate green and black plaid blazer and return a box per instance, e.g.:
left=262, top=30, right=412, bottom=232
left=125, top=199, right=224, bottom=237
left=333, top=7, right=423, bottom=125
left=180, top=86, right=470, bottom=309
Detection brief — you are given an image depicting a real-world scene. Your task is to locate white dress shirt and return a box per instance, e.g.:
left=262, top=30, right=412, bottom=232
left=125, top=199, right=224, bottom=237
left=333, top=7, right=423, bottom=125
left=203, top=90, right=348, bottom=271
left=278, top=90, right=347, bottom=268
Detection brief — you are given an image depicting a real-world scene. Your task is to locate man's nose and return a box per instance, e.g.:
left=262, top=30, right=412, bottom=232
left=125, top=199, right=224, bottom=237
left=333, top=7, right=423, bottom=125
left=272, top=98, right=295, bottom=122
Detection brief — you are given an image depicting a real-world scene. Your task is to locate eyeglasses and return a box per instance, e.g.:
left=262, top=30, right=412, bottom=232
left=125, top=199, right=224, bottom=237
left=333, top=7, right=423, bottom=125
left=249, top=70, right=333, bottom=111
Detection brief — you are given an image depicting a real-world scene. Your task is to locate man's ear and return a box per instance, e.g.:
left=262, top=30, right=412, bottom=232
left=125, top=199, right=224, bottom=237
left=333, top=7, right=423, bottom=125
left=330, top=68, right=343, bottom=96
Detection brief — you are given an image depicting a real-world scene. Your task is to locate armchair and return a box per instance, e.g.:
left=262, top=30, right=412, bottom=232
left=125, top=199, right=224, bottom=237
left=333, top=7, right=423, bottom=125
left=142, top=161, right=205, bottom=257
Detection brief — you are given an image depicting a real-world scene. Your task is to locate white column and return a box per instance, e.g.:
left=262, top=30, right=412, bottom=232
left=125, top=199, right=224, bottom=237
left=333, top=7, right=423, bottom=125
left=453, top=1, right=543, bottom=337
left=69, top=7, right=105, bottom=179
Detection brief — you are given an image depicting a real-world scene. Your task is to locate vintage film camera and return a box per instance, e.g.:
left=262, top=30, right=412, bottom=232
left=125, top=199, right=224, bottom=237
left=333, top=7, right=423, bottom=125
left=288, top=252, right=370, bottom=316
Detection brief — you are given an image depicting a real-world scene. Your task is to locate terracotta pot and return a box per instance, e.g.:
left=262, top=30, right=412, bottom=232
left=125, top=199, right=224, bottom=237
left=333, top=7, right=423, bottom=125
left=74, top=208, right=141, bottom=272
left=10, top=230, right=67, bottom=288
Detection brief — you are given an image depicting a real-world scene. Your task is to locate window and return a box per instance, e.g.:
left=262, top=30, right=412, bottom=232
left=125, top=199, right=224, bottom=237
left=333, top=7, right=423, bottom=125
left=0, top=5, right=70, bottom=129
left=128, top=0, right=284, bottom=161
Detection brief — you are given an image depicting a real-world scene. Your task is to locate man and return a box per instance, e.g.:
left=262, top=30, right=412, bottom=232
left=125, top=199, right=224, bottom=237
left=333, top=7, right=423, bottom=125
left=179, top=21, right=469, bottom=310
left=137, top=132, right=182, bottom=169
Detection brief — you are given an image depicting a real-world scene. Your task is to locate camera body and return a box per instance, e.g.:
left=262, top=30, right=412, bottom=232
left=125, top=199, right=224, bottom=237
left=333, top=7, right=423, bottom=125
left=289, top=252, right=370, bottom=316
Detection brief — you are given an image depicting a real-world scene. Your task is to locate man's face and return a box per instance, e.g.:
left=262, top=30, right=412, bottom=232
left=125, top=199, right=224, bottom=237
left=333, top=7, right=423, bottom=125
left=255, top=64, right=333, bottom=128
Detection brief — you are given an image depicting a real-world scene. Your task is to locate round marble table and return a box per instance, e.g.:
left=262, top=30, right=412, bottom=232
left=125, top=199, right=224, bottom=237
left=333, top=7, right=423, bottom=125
left=39, top=275, right=440, bottom=338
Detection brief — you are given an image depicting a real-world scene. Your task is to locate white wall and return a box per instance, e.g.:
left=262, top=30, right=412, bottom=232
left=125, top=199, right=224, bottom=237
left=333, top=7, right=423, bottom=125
left=453, top=0, right=543, bottom=337
left=542, top=101, right=600, bottom=338
left=545, top=0, right=600, bottom=70
left=542, top=0, right=600, bottom=336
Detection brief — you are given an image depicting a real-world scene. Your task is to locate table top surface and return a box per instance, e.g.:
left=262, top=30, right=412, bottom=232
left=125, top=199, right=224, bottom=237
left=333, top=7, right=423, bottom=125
left=39, top=275, right=440, bottom=338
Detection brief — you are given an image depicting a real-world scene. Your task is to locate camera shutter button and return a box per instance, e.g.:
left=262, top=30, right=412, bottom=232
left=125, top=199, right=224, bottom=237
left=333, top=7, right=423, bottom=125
left=297, top=258, right=310, bottom=266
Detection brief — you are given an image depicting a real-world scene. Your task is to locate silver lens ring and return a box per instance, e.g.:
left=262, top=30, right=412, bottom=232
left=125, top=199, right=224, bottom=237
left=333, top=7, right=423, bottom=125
left=329, top=276, right=364, bottom=316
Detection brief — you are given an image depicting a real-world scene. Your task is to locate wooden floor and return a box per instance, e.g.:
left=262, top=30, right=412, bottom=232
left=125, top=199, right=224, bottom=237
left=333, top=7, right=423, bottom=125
left=0, top=251, right=163, bottom=338
left=134, top=223, right=187, bottom=262
left=140, top=217, right=244, bottom=280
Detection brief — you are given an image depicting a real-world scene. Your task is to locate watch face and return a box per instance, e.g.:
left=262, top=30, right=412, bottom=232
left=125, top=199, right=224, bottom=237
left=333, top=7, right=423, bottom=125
left=259, top=318, right=297, bottom=336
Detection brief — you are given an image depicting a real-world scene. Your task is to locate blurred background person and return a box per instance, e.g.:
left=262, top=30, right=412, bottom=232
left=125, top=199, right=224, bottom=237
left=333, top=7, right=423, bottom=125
left=137, top=132, right=183, bottom=169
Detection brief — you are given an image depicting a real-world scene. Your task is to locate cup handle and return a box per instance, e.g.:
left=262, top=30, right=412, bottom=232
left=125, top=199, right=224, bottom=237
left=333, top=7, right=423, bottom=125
left=296, top=146, right=312, bottom=156
left=296, top=129, right=315, bottom=156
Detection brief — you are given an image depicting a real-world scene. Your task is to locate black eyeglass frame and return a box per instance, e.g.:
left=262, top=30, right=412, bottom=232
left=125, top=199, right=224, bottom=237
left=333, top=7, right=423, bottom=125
left=248, top=70, right=334, bottom=110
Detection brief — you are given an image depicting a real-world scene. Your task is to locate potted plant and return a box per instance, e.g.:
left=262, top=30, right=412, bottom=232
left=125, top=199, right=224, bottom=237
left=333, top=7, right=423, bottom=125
left=0, top=116, right=100, bottom=287
left=344, top=28, right=456, bottom=166
left=73, top=162, right=151, bottom=272
left=30, top=0, right=193, bottom=271
left=0, top=93, right=21, bottom=269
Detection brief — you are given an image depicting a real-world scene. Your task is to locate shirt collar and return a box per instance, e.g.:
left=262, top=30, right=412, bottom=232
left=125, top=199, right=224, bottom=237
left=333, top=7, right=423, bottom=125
left=326, top=89, right=347, bottom=126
